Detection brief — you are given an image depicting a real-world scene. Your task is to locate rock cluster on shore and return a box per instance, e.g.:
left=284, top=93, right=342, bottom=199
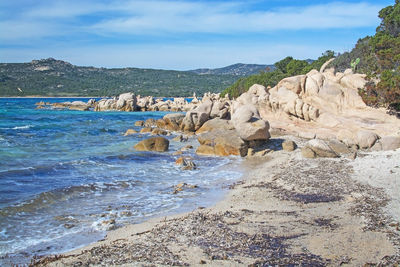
left=132, top=62, right=400, bottom=156
left=36, top=60, right=400, bottom=157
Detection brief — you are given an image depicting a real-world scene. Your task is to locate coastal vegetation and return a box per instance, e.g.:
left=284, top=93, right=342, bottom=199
left=330, top=0, right=400, bottom=111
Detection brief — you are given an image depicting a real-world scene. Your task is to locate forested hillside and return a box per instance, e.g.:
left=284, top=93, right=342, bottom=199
left=0, top=58, right=238, bottom=97
left=190, top=63, right=275, bottom=76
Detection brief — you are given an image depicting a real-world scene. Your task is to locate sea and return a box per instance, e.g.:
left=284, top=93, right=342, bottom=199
left=0, top=98, right=242, bottom=266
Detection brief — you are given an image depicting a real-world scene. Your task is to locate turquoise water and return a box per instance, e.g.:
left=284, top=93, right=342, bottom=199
left=0, top=98, right=241, bottom=265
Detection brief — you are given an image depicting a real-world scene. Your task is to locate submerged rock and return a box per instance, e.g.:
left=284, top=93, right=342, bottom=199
left=135, top=120, right=145, bottom=127
left=124, top=129, right=138, bottom=136
left=140, top=127, right=152, bottom=133
left=134, top=137, right=169, bottom=152
left=175, top=157, right=197, bottom=170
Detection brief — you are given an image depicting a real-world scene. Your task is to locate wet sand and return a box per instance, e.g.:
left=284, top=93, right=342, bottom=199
left=32, top=138, right=400, bottom=266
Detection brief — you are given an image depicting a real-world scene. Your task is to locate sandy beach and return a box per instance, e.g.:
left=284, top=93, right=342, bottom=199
left=32, top=136, right=400, bottom=266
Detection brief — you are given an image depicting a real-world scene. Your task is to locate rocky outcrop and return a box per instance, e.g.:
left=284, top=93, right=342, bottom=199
left=52, top=101, right=91, bottom=111
left=95, top=93, right=137, bottom=112
left=237, top=61, right=400, bottom=151
left=134, top=137, right=169, bottom=152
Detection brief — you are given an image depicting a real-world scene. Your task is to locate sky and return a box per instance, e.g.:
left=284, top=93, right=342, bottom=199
left=0, top=0, right=394, bottom=70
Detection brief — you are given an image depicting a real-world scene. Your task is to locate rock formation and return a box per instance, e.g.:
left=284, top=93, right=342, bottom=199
left=232, top=64, right=400, bottom=151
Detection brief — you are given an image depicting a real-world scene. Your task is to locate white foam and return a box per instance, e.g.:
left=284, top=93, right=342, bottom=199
left=0, top=125, right=33, bottom=130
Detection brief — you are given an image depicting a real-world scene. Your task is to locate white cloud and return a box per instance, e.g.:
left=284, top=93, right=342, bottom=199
left=89, top=1, right=382, bottom=34
left=0, top=1, right=383, bottom=43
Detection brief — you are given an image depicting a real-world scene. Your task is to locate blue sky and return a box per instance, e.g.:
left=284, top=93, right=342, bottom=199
left=0, top=0, right=394, bottom=70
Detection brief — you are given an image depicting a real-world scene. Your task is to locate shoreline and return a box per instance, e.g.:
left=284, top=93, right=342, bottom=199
left=0, top=96, right=101, bottom=99
left=33, top=136, right=400, bottom=266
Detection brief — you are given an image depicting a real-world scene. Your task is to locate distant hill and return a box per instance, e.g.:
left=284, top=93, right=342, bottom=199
left=190, top=63, right=275, bottom=76
left=0, top=58, right=240, bottom=97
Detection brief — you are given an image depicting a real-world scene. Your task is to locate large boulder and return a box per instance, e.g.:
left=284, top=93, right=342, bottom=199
left=231, top=105, right=270, bottom=141
left=305, top=139, right=339, bottom=158
left=210, top=100, right=230, bottom=119
left=356, top=130, right=379, bottom=149
left=134, top=137, right=169, bottom=152
left=116, top=92, right=137, bottom=111
left=371, top=136, right=400, bottom=151
left=196, top=118, right=235, bottom=134
left=95, top=99, right=117, bottom=111
left=282, top=140, right=297, bottom=151
left=181, top=100, right=213, bottom=132
left=196, top=129, right=248, bottom=157
left=162, top=113, right=185, bottom=131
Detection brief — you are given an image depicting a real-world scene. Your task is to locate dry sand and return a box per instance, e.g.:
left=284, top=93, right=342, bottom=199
left=33, top=138, right=400, bottom=266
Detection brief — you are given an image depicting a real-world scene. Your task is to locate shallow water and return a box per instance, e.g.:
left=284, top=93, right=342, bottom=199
left=0, top=98, right=242, bottom=266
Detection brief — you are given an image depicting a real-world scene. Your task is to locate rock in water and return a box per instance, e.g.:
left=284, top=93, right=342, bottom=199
left=134, top=137, right=169, bottom=152
left=124, top=129, right=137, bottom=136
left=134, top=120, right=145, bottom=126
left=163, top=113, right=185, bottom=131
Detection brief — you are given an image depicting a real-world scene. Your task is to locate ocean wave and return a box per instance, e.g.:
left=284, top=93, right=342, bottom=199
left=0, top=180, right=139, bottom=216
left=0, top=125, right=33, bottom=130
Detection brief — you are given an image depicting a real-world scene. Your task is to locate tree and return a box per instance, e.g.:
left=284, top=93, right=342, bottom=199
left=274, top=56, right=293, bottom=73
